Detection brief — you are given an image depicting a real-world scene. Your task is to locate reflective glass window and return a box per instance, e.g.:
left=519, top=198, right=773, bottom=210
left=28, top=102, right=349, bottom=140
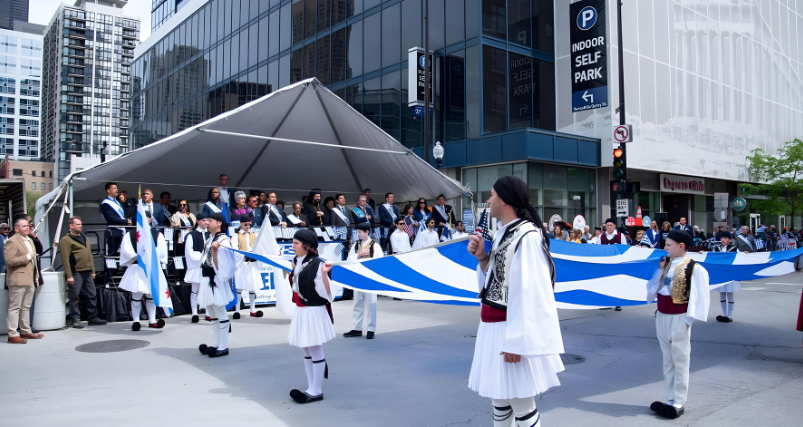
left=365, top=0, right=381, bottom=11
left=218, top=0, right=226, bottom=38
left=362, top=77, right=381, bottom=126
left=270, top=11, right=280, bottom=57
left=240, top=28, right=250, bottom=71
left=381, top=71, right=401, bottom=140
left=269, top=59, right=279, bottom=92
left=465, top=0, right=479, bottom=38
left=508, top=52, right=532, bottom=129
left=445, top=50, right=465, bottom=141
left=531, top=0, right=553, bottom=54
left=346, top=81, right=362, bottom=112
left=466, top=44, right=480, bottom=138
left=482, top=45, right=506, bottom=133
left=304, top=43, right=315, bottom=79
left=382, top=5, right=401, bottom=67
left=401, top=0, right=421, bottom=53
left=331, top=27, right=346, bottom=83
left=291, top=49, right=303, bottom=82
left=259, top=16, right=269, bottom=63
left=508, top=0, right=530, bottom=47
left=482, top=0, right=506, bottom=39
left=317, top=35, right=331, bottom=86
left=445, top=0, right=465, bottom=46
left=230, top=34, right=240, bottom=76
left=428, top=0, right=445, bottom=49
left=250, top=0, right=259, bottom=22
left=226, top=0, right=234, bottom=35
left=249, top=23, right=259, bottom=68
left=400, top=67, right=421, bottom=148
left=305, top=0, right=316, bottom=39
left=363, top=13, right=381, bottom=73
left=260, top=0, right=271, bottom=14
left=281, top=5, right=292, bottom=52
left=346, top=22, right=362, bottom=77
left=534, top=59, right=555, bottom=130
left=318, top=0, right=330, bottom=33
left=292, top=0, right=304, bottom=45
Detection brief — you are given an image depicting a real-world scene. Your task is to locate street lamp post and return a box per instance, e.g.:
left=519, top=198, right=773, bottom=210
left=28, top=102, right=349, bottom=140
left=422, top=0, right=430, bottom=163
left=433, top=141, right=444, bottom=168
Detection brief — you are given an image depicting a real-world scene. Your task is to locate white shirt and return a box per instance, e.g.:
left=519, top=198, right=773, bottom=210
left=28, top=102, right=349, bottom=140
left=412, top=228, right=440, bottom=250
left=452, top=231, right=469, bottom=239
left=390, top=231, right=412, bottom=254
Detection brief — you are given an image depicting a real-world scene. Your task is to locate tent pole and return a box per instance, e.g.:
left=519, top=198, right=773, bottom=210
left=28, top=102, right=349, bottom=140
left=69, top=179, right=74, bottom=216
left=33, top=185, right=67, bottom=234
left=51, top=187, right=70, bottom=268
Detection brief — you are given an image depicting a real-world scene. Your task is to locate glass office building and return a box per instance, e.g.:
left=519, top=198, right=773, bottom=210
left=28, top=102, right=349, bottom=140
left=0, top=25, right=43, bottom=160
left=130, top=0, right=601, bottom=225
left=41, top=0, right=140, bottom=181
left=0, top=0, right=30, bottom=31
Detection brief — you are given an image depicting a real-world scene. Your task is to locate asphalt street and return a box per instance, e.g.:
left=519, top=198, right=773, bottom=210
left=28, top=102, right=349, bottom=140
left=1, top=271, right=801, bottom=426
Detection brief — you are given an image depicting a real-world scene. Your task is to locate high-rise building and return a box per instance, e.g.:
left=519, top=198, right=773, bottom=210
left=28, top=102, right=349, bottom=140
left=0, top=21, right=43, bottom=161
left=130, top=0, right=803, bottom=231
left=40, top=0, right=140, bottom=181
left=0, top=0, right=29, bottom=31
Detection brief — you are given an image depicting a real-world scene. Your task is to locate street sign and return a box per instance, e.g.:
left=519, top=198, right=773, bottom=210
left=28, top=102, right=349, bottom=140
left=570, top=0, right=608, bottom=112
left=613, top=124, right=632, bottom=143
left=626, top=216, right=636, bottom=227
left=408, top=47, right=433, bottom=107
left=411, top=106, right=425, bottom=117
left=616, top=199, right=628, bottom=218
left=731, top=197, right=747, bottom=212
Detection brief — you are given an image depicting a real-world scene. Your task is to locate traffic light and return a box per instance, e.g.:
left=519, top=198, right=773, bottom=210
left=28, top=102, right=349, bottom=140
left=613, top=145, right=626, bottom=179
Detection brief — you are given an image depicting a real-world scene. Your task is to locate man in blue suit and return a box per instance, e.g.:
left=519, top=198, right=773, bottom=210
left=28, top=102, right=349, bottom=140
left=378, top=193, right=399, bottom=249
left=673, top=217, right=694, bottom=239
left=100, top=182, right=130, bottom=255
left=154, top=191, right=177, bottom=227
left=351, top=195, right=374, bottom=225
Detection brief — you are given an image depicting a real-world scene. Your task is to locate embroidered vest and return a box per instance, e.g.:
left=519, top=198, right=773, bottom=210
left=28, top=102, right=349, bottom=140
left=291, top=254, right=329, bottom=307
left=600, top=232, right=621, bottom=245
left=236, top=232, right=257, bottom=251
left=480, top=220, right=556, bottom=311
left=201, top=232, right=229, bottom=280
left=658, top=257, right=696, bottom=305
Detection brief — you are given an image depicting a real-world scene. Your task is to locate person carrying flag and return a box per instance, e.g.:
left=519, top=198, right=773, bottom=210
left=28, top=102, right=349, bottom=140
left=466, top=176, right=563, bottom=427
left=197, top=213, right=236, bottom=358
left=119, top=209, right=169, bottom=331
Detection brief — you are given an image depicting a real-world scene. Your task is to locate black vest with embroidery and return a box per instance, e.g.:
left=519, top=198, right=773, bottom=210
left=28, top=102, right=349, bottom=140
left=292, top=254, right=329, bottom=307
left=480, top=220, right=555, bottom=311
left=186, top=229, right=206, bottom=252
left=202, top=232, right=228, bottom=279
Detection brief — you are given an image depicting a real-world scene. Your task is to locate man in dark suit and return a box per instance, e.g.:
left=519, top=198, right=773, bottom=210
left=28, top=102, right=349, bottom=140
left=673, top=217, right=694, bottom=238
left=330, top=194, right=351, bottom=228
left=362, top=188, right=377, bottom=212
left=378, top=193, right=400, bottom=249
left=431, top=194, right=454, bottom=237
left=155, top=191, right=178, bottom=227
left=735, top=226, right=756, bottom=253
left=100, top=182, right=130, bottom=255
left=352, top=195, right=374, bottom=225
left=262, top=191, right=288, bottom=227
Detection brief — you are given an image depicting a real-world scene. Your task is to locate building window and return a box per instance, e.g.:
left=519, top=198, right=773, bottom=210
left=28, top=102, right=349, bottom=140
left=31, top=171, right=35, bottom=176
left=49, top=183, right=53, bottom=190
left=31, top=182, right=36, bottom=190
left=40, top=171, right=45, bottom=177
left=12, top=169, right=21, bottom=176
left=49, top=171, right=52, bottom=178
left=41, top=183, right=45, bottom=190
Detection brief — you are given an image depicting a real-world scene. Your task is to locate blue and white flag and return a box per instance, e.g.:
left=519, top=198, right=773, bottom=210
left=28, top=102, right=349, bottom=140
left=136, top=201, right=172, bottom=315
left=324, top=238, right=803, bottom=310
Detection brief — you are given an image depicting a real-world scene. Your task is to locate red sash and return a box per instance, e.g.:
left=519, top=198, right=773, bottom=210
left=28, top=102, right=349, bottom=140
left=657, top=294, right=688, bottom=315
left=480, top=304, right=507, bottom=323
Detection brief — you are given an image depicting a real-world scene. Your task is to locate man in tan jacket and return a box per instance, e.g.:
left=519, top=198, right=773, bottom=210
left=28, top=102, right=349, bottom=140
left=4, top=218, right=42, bottom=343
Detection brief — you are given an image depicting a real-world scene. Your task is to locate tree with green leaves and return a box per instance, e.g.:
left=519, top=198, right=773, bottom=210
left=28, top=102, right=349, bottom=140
left=26, top=191, right=42, bottom=220
left=743, top=138, right=803, bottom=221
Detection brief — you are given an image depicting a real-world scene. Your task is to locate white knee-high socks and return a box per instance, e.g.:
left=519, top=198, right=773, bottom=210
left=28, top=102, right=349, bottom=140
left=190, top=283, right=200, bottom=315
left=130, top=292, right=156, bottom=324
left=207, top=304, right=229, bottom=350
left=302, top=345, right=325, bottom=396
left=492, top=398, right=539, bottom=427
left=719, top=292, right=735, bottom=317
left=143, top=295, right=157, bottom=324
left=249, top=291, right=257, bottom=313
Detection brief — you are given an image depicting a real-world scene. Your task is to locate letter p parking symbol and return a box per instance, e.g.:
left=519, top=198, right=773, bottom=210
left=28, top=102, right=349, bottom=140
left=577, top=6, right=597, bottom=31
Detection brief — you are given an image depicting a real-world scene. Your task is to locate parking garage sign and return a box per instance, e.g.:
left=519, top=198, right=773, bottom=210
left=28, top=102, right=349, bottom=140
left=570, top=0, right=608, bottom=112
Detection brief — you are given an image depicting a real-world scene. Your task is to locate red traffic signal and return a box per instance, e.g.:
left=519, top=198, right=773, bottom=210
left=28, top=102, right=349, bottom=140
left=613, top=148, right=623, bottom=158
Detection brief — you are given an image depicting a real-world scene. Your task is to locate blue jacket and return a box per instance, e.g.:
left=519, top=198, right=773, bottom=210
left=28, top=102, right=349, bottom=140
left=101, top=198, right=128, bottom=227
left=673, top=224, right=694, bottom=238
left=378, top=204, right=400, bottom=228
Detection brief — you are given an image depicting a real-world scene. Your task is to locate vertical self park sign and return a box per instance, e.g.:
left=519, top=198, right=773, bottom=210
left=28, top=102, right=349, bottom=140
left=570, top=0, right=608, bottom=112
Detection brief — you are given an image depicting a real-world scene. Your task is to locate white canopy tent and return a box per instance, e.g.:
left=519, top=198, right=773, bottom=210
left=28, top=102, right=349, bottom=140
left=35, top=78, right=471, bottom=264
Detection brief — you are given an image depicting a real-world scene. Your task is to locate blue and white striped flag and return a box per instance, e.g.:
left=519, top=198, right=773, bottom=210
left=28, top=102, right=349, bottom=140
left=324, top=238, right=803, bottom=309
left=136, top=201, right=172, bottom=315
left=334, top=226, right=348, bottom=240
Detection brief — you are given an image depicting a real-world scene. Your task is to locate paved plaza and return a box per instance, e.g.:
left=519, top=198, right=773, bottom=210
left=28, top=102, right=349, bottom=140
left=2, top=271, right=802, bottom=427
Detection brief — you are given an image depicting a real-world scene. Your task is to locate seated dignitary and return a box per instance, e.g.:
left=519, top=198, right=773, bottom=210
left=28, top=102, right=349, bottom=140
left=262, top=191, right=288, bottom=227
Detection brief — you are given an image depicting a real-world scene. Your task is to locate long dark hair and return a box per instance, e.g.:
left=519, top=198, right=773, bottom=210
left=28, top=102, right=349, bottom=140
left=416, top=198, right=429, bottom=214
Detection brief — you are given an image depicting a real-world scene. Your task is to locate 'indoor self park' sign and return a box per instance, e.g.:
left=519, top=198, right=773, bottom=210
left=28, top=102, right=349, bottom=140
left=570, top=0, right=608, bottom=112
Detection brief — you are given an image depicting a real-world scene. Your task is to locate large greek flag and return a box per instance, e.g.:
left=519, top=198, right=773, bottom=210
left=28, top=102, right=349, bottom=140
left=226, top=237, right=803, bottom=310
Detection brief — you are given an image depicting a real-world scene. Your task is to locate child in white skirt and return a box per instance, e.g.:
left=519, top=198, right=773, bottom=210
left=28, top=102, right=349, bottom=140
left=287, top=229, right=335, bottom=404
left=705, top=231, right=741, bottom=322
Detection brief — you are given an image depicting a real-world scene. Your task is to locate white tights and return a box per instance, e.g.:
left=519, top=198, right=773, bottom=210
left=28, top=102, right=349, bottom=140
left=207, top=304, right=229, bottom=350
left=190, top=283, right=200, bottom=315
left=131, top=292, right=156, bottom=324
left=719, top=292, right=735, bottom=317
left=301, top=345, right=325, bottom=396
left=235, top=291, right=258, bottom=314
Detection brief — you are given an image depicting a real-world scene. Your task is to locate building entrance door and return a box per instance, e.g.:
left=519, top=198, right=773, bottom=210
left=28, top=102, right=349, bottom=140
left=662, top=193, right=690, bottom=225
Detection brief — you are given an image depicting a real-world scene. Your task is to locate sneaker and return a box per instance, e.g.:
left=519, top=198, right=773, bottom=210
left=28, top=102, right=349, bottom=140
left=73, top=321, right=84, bottom=329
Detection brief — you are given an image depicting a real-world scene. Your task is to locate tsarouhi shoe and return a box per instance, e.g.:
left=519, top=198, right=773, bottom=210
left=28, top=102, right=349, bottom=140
left=233, top=312, right=241, bottom=319
left=366, top=331, right=375, bottom=339
left=290, top=389, right=323, bottom=404
left=650, top=402, right=683, bottom=419
left=149, top=319, right=166, bottom=329
left=716, top=315, right=727, bottom=322
left=199, top=344, right=217, bottom=355
left=205, top=316, right=211, bottom=322
left=208, top=348, right=229, bottom=358
left=250, top=311, right=263, bottom=317
left=132, top=322, right=141, bottom=331
left=191, top=315, right=199, bottom=323
left=343, top=330, right=362, bottom=337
